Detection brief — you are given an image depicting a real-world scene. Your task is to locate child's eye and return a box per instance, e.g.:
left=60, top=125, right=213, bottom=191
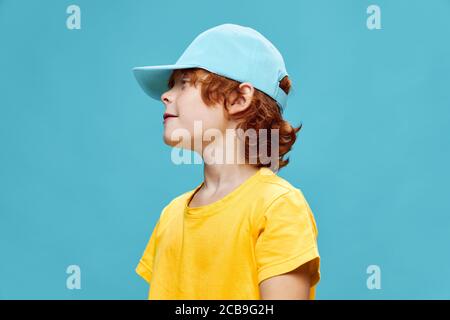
left=180, top=78, right=190, bottom=89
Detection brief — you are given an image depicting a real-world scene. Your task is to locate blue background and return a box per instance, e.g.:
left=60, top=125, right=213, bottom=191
left=1, top=0, right=449, bottom=299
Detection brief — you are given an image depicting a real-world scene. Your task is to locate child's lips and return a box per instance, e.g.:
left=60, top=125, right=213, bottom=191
left=163, top=113, right=178, bottom=123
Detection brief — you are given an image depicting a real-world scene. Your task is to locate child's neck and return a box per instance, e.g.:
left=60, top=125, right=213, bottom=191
left=202, top=164, right=259, bottom=190
left=188, top=164, right=259, bottom=208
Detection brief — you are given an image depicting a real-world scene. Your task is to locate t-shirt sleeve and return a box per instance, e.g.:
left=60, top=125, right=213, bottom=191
left=136, top=219, right=160, bottom=284
left=255, top=189, right=320, bottom=287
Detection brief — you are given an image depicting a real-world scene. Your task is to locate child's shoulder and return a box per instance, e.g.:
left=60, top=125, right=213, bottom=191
left=256, top=167, right=304, bottom=200
left=258, top=167, right=298, bottom=191
left=255, top=168, right=317, bottom=234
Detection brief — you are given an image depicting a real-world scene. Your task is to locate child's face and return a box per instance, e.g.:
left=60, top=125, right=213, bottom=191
left=160, top=72, right=227, bottom=152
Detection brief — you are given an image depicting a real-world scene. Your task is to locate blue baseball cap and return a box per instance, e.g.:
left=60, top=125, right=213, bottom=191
left=132, top=23, right=289, bottom=111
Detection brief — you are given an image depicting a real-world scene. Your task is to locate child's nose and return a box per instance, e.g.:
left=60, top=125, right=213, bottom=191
left=161, top=91, right=171, bottom=105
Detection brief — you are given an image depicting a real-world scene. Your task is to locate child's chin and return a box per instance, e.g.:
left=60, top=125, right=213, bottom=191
left=163, top=135, right=190, bottom=149
left=163, top=140, right=177, bottom=148
left=163, top=128, right=193, bottom=148
left=163, top=135, right=177, bottom=147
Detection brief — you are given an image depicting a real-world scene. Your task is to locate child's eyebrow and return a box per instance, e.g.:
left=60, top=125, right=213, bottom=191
left=178, top=73, right=193, bottom=83
left=169, top=71, right=192, bottom=88
left=180, top=72, right=191, bottom=79
left=169, top=73, right=181, bottom=85
left=174, top=72, right=186, bottom=81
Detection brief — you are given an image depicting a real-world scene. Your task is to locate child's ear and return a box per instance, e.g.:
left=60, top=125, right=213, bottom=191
left=228, top=82, right=254, bottom=115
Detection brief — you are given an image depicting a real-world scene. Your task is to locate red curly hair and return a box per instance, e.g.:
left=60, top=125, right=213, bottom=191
left=167, top=68, right=301, bottom=170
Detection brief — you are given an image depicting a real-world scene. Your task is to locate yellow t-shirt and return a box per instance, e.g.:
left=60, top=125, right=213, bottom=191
left=136, top=167, right=321, bottom=299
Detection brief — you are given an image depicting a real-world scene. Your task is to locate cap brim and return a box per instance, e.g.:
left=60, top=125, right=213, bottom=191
left=132, top=64, right=196, bottom=101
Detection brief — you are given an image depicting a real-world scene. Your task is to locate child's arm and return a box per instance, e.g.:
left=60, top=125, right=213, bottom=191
left=259, top=260, right=315, bottom=300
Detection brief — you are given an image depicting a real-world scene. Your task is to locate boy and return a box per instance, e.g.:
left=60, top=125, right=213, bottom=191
left=132, top=23, right=320, bottom=299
